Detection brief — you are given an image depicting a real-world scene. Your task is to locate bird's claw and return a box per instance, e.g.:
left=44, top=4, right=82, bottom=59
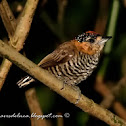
left=72, top=85, right=81, bottom=104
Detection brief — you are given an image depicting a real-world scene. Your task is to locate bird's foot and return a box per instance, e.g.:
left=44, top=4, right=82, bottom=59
left=71, top=85, right=81, bottom=104
left=60, top=82, right=81, bottom=104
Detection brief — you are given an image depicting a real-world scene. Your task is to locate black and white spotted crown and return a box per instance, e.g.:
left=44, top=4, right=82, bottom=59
left=75, top=31, right=100, bottom=43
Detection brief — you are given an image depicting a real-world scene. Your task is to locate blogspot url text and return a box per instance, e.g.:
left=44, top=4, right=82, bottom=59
left=0, top=112, right=70, bottom=120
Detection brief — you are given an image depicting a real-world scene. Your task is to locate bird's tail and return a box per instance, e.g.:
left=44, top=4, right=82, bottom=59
left=17, top=75, right=35, bottom=88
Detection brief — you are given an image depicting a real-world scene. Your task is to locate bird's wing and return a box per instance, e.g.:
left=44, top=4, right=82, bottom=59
left=38, top=41, right=77, bottom=68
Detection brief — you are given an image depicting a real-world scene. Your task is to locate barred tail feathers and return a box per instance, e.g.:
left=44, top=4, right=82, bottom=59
left=17, top=75, right=35, bottom=88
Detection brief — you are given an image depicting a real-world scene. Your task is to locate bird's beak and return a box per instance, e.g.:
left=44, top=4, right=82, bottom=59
left=98, top=36, right=112, bottom=45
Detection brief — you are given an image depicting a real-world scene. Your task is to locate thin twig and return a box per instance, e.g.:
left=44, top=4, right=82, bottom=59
left=25, top=88, right=47, bottom=126
left=95, top=76, right=126, bottom=108
left=112, top=76, right=126, bottom=96
left=95, top=76, right=115, bottom=108
left=57, top=112, right=64, bottom=126
left=95, top=76, right=126, bottom=120
left=0, top=40, right=125, bottom=126
left=113, top=101, right=126, bottom=121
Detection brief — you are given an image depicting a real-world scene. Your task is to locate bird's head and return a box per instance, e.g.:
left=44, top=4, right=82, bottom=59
left=74, top=31, right=112, bottom=55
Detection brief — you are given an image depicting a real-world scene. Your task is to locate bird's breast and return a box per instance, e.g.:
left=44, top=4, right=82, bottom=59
left=47, top=52, right=100, bottom=85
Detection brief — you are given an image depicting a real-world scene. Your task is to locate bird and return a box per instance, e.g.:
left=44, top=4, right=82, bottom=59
left=17, top=31, right=112, bottom=88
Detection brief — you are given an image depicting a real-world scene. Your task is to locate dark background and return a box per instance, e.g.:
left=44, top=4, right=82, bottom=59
left=0, top=0, right=126, bottom=126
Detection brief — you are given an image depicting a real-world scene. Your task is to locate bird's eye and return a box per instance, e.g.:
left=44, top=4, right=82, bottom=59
left=88, top=39, right=95, bottom=43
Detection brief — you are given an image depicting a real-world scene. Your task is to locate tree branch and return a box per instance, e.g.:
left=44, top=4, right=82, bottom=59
left=113, top=101, right=126, bottom=121
left=0, top=0, right=16, bottom=38
left=25, top=88, right=47, bottom=126
left=0, top=1, right=47, bottom=126
left=0, top=0, right=38, bottom=90
left=95, top=73, right=126, bottom=120
left=0, top=0, right=17, bottom=91
left=10, top=0, right=39, bottom=51
left=0, top=40, right=125, bottom=126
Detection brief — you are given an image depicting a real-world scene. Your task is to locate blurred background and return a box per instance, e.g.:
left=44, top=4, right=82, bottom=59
left=0, top=0, right=126, bottom=126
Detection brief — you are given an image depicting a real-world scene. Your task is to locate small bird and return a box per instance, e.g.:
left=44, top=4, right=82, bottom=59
left=17, top=31, right=112, bottom=88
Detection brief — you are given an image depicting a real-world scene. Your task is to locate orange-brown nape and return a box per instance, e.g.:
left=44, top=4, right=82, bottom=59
left=74, top=40, right=100, bottom=55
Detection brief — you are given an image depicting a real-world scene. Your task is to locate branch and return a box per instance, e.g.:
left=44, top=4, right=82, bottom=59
left=0, top=40, right=125, bottom=126
left=10, top=0, right=39, bottom=51
left=25, top=88, right=47, bottom=126
left=95, top=76, right=126, bottom=120
left=95, top=76, right=115, bottom=108
left=0, top=0, right=16, bottom=91
left=0, top=0, right=38, bottom=90
left=0, top=58, right=12, bottom=90
left=0, top=0, right=16, bottom=38
left=113, top=101, right=126, bottom=121
left=57, top=112, right=64, bottom=126
left=0, top=0, right=17, bottom=91
left=0, top=1, right=47, bottom=126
